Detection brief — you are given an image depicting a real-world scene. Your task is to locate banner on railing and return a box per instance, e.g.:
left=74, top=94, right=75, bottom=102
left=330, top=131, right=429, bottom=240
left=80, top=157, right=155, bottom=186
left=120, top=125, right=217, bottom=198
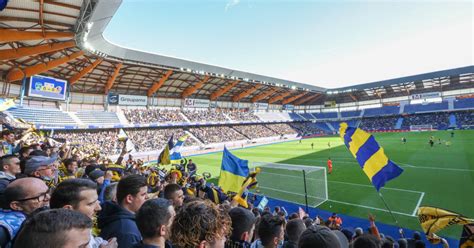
left=118, top=94, right=147, bottom=106
left=410, top=92, right=441, bottom=100
left=254, top=102, right=268, bottom=110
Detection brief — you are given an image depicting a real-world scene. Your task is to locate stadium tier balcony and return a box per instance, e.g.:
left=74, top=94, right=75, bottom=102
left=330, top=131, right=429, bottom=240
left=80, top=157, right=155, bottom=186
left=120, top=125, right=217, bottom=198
left=401, top=112, right=450, bottom=130
left=364, top=106, right=400, bottom=117
left=224, top=109, right=260, bottom=121
left=6, top=107, right=77, bottom=126
left=313, top=112, right=338, bottom=119
left=453, top=98, right=474, bottom=110
left=123, top=108, right=187, bottom=124
left=265, top=123, right=298, bottom=135
left=182, top=109, right=229, bottom=122
left=75, top=111, right=121, bottom=125
left=289, top=122, right=326, bottom=136
left=340, top=110, right=361, bottom=118
left=255, top=112, right=292, bottom=121
left=126, top=128, right=196, bottom=152
left=404, top=101, right=449, bottom=113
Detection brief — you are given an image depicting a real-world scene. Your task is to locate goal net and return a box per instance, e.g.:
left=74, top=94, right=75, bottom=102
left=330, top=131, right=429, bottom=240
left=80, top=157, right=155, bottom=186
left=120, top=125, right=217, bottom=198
left=410, top=124, right=433, bottom=131
left=250, top=162, right=328, bottom=208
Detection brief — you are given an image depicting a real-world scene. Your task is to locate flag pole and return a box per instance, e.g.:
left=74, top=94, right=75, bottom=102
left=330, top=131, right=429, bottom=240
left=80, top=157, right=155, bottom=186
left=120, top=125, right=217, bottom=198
left=378, top=192, right=405, bottom=238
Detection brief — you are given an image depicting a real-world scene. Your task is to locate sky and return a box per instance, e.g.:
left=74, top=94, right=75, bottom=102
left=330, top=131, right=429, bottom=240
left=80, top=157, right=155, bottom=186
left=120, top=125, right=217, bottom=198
left=104, top=0, right=473, bottom=89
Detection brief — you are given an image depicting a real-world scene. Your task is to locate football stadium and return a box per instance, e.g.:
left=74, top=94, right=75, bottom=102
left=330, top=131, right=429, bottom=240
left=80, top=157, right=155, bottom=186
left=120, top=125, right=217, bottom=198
left=0, top=0, right=473, bottom=247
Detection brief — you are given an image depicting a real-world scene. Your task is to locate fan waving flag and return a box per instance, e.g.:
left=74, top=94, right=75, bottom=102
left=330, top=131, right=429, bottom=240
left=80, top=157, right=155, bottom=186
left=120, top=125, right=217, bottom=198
left=339, top=122, right=403, bottom=191
left=218, top=147, right=249, bottom=193
left=157, top=135, right=174, bottom=165
left=170, top=134, right=189, bottom=164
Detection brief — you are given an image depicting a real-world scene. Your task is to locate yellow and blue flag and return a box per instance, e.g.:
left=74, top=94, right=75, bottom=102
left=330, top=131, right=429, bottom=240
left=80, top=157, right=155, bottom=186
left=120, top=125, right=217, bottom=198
left=158, top=135, right=174, bottom=165
left=339, top=122, right=403, bottom=191
left=170, top=134, right=189, bottom=164
left=218, top=147, right=249, bottom=193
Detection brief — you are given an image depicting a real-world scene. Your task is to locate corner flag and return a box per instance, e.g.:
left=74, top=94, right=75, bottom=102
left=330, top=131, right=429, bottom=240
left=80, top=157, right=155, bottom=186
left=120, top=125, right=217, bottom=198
left=339, top=122, right=403, bottom=191
left=218, top=147, right=249, bottom=193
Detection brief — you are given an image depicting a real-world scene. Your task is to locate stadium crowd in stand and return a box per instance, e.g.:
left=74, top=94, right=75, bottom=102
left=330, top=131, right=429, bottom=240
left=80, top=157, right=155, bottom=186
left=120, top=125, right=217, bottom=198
left=0, top=126, right=438, bottom=248
left=289, top=123, right=326, bottom=136
left=225, top=109, right=261, bottom=121
left=233, top=124, right=278, bottom=139
left=402, top=112, right=450, bottom=129
left=453, top=110, right=474, bottom=126
left=53, top=130, right=120, bottom=155
left=126, top=128, right=197, bottom=152
left=266, top=123, right=298, bottom=135
left=358, top=116, right=399, bottom=131
left=182, top=109, right=229, bottom=122
left=123, top=108, right=186, bottom=124
left=190, top=126, right=247, bottom=144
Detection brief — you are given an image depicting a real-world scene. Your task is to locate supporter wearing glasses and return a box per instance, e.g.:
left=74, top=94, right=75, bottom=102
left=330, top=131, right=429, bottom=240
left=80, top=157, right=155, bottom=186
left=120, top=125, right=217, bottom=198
left=0, top=177, right=50, bottom=247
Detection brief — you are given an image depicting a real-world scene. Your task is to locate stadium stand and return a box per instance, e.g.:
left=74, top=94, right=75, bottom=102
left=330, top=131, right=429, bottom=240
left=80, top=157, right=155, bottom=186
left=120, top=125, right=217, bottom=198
left=340, top=110, right=361, bottom=118
left=299, top=113, right=316, bottom=120
left=7, top=107, right=77, bottom=126
left=232, top=124, right=278, bottom=139
left=75, top=111, right=121, bottom=125
left=403, top=101, right=449, bottom=114
left=401, top=112, right=451, bottom=130
left=364, top=105, right=400, bottom=117
left=289, top=112, right=305, bottom=120
left=359, top=116, right=400, bottom=131
left=313, top=112, right=338, bottom=119
left=454, top=98, right=474, bottom=110
left=123, top=108, right=186, bottom=124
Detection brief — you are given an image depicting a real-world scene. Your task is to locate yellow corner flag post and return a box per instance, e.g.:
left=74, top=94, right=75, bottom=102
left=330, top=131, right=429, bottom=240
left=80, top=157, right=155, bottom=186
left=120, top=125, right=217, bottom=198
left=339, top=122, right=405, bottom=236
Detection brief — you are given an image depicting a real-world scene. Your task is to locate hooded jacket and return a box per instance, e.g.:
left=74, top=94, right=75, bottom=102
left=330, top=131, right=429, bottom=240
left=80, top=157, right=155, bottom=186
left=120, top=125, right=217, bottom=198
left=98, top=201, right=142, bottom=247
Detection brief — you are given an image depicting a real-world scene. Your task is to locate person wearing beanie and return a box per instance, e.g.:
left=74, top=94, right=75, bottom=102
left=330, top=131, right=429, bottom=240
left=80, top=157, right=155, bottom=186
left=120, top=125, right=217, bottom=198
left=88, top=169, right=113, bottom=203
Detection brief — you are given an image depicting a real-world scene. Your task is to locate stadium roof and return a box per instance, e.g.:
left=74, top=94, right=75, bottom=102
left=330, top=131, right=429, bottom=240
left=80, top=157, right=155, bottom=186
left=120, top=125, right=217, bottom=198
left=0, top=0, right=473, bottom=106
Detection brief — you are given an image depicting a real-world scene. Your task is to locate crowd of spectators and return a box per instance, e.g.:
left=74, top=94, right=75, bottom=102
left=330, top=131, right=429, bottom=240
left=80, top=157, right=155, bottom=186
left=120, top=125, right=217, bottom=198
left=453, top=110, right=474, bottom=126
left=53, top=130, right=120, bottom=155
left=190, top=126, right=247, bottom=144
left=126, top=128, right=197, bottom=152
left=182, top=109, right=229, bottom=122
left=289, top=123, right=326, bottom=136
left=265, top=123, right=298, bottom=135
left=123, top=108, right=186, bottom=124
left=233, top=124, right=278, bottom=139
left=225, top=109, right=260, bottom=121
left=359, top=116, right=399, bottom=131
left=401, top=112, right=450, bottom=130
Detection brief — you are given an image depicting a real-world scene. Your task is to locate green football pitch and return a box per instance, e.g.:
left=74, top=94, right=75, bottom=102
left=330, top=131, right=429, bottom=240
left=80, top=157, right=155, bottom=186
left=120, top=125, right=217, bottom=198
left=190, top=130, right=474, bottom=238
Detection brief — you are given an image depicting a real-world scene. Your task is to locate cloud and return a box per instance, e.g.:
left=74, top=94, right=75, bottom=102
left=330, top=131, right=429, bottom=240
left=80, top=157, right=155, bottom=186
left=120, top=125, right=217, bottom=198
left=225, top=0, right=240, bottom=11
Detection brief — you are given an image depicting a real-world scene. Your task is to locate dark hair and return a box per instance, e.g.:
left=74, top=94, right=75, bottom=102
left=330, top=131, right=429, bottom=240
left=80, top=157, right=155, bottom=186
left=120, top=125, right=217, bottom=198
left=289, top=213, right=299, bottom=220
left=13, top=209, right=92, bottom=248
left=63, top=159, right=76, bottom=167
left=29, top=150, right=49, bottom=157
left=414, top=240, right=426, bottom=248
left=50, top=178, right=97, bottom=209
left=353, top=234, right=382, bottom=248
left=0, top=155, right=17, bottom=171
left=258, top=213, right=285, bottom=246
left=228, top=207, right=256, bottom=241
left=164, top=183, right=181, bottom=200
left=136, top=198, right=173, bottom=239
left=286, top=219, right=306, bottom=243
left=116, top=174, right=147, bottom=204
left=171, top=199, right=231, bottom=247
left=1, top=130, right=14, bottom=137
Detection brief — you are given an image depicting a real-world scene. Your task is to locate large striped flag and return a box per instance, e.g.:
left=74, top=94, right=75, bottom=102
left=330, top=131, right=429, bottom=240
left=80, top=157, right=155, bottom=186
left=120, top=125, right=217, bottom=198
left=339, top=122, right=403, bottom=191
left=218, top=147, right=249, bottom=193
left=0, top=98, right=15, bottom=112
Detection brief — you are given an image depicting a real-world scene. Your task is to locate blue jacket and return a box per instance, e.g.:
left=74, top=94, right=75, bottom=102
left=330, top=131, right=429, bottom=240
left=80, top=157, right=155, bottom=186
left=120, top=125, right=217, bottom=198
left=98, top=201, right=142, bottom=247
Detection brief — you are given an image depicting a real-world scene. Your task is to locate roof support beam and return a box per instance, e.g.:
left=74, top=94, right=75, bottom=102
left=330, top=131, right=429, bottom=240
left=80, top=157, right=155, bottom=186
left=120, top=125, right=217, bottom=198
left=281, top=92, right=309, bottom=105
left=39, top=0, right=45, bottom=36
left=209, top=80, right=239, bottom=101
left=0, top=29, right=74, bottom=43
left=104, top=63, right=123, bottom=94
left=232, top=84, right=262, bottom=102
left=147, top=70, right=173, bottom=97
left=298, top=94, right=323, bottom=105
left=69, top=58, right=103, bottom=85
left=181, top=75, right=210, bottom=98
left=349, top=93, right=358, bottom=101
left=0, top=41, right=76, bottom=61
left=251, top=88, right=278, bottom=103
left=268, top=91, right=292, bottom=104
left=6, top=51, right=84, bottom=82
left=293, top=93, right=320, bottom=105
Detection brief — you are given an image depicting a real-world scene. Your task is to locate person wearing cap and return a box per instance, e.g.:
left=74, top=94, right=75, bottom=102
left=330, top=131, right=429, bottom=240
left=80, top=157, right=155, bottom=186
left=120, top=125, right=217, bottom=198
left=89, top=169, right=113, bottom=203
left=226, top=207, right=256, bottom=248
left=0, top=177, right=50, bottom=247
left=298, top=225, right=342, bottom=248
left=24, top=155, right=58, bottom=188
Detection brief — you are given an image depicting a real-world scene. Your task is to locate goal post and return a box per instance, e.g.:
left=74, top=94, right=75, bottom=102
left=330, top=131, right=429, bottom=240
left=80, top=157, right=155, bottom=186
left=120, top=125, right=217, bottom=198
left=409, top=124, right=433, bottom=131
left=250, top=162, right=328, bottom=210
